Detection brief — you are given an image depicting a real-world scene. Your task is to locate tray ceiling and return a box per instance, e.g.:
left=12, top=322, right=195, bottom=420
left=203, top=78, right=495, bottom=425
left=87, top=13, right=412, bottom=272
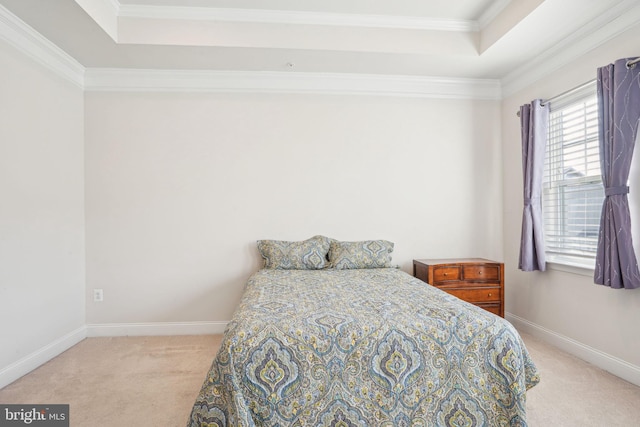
left=0, top=0, right=637, bottom=83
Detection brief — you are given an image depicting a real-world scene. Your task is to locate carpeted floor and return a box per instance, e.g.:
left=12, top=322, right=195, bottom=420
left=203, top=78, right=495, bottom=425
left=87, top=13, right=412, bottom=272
left=1, top=332, right=639, bottom=426
left=523, top=333, right=640, bottom=426
left=0, top=335, right=222, bottom=426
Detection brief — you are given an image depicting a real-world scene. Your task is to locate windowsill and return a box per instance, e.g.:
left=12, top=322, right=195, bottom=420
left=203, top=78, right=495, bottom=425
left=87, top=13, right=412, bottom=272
left=546, top=258, right=595, bottom=277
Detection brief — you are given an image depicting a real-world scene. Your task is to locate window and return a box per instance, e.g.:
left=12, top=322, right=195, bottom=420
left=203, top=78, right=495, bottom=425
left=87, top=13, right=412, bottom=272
left=543, top=82, right=604, bottom=268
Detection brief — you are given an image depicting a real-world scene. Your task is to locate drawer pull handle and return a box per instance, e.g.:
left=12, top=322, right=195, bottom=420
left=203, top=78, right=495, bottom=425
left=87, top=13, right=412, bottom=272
left=444, top=273, right=448, bottom=276
left=488, top=293, right=492, bottom=297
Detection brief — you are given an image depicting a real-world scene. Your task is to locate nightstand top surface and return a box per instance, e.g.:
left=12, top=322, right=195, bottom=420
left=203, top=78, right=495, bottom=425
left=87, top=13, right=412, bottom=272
left=413, top=258, right=501, bottom=265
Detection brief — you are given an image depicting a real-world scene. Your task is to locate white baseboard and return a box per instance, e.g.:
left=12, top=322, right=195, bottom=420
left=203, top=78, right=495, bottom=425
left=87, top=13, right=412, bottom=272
left=0, top=326, right=87, bottom=389
left=507, top=313, right=640, bottom=388
left=86, top=321, right=229, bottom=337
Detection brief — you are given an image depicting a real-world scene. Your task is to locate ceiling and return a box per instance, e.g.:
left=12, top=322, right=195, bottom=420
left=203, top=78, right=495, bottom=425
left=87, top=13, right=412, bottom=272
left=0, top=0, right=638, bottom=84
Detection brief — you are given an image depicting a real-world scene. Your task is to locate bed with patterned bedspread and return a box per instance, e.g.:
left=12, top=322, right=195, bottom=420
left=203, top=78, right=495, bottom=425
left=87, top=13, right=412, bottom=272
left=187, top=267, right=539, bottom=426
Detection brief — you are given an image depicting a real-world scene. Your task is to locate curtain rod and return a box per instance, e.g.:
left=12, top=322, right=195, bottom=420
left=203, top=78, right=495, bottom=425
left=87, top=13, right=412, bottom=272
left=516, top=79, right=595, bottom=117
left=628, top=57, right=640, bottom=68
left=540, top=79, right=596, bottom=106
left=516, top=57, right=639, bottom=117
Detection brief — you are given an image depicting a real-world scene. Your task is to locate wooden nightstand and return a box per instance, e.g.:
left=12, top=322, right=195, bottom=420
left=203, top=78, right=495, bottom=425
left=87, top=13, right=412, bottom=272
left=413, top=258, right=504, bottom=317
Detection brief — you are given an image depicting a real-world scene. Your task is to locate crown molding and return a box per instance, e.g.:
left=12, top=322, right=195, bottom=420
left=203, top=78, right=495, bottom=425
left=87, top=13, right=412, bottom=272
left=118, top=5, right=477, bottom=32
left=84, top=68, right=501, bottom=100
left=500, top=0, right=640, bottom=98
left=0, top=4, right=84, bottom=88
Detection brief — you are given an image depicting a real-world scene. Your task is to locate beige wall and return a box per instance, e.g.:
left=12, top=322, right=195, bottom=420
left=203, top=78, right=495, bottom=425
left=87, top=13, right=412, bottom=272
left=84, top=92, right=502, bottom=324
left=0, top=41, right=85, bottom=375
left=501, top=22, right=640, bottom=373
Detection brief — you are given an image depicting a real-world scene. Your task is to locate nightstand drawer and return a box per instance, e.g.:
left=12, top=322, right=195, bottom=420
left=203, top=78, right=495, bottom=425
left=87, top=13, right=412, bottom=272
left=446, top=287, right=500, bottom=303
left=432, top=266, right=461, bottom=283
left=413, top=258, right=504, bottom=318
left=463, top=264, right=500, bottom=281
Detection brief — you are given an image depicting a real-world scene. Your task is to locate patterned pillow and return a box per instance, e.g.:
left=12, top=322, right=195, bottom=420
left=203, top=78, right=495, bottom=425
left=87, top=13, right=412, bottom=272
left=257, top=235, right=331, bottom=270
left=328, top=239, right=394, bottom=269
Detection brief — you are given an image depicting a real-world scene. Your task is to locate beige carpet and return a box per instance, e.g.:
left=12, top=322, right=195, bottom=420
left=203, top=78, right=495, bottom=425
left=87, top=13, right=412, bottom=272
left=523, top=333, right=640, bottom=426
left=1, top=332, right=639, bottom=426
left=0, top=335, right=221, bottom=426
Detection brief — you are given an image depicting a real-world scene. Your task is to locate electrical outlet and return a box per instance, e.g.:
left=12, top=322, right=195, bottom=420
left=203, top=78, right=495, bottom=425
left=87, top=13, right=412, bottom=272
left=93, top=289, right=104, bottom=302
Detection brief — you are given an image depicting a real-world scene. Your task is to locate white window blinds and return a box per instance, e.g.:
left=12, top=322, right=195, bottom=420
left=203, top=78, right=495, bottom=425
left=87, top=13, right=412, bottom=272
left=543, top=81, right=604, bottom=268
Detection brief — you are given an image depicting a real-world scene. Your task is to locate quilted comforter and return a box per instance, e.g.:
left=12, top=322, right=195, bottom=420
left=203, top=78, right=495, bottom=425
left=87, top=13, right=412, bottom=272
left=188, top=268, right=539, bottom=426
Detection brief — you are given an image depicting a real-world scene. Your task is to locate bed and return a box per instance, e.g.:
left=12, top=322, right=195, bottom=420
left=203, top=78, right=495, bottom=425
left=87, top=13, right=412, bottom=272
left=187, top=236, right=539, bottom=426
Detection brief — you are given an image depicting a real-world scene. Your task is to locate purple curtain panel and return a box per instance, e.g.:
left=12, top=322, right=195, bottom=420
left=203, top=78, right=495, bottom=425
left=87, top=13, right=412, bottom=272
left=519, top=100, right=549, bottom=272
left=594, top=58, right=640, bottom=289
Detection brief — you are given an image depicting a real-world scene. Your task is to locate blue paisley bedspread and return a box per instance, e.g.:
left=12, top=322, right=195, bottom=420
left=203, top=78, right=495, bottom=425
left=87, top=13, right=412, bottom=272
left=187, top=268, right=540, bottom=426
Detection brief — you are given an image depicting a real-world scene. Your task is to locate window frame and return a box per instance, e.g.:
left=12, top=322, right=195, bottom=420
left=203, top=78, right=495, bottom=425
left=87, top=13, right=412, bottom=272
left=542, top=81, right=603, bottom=270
